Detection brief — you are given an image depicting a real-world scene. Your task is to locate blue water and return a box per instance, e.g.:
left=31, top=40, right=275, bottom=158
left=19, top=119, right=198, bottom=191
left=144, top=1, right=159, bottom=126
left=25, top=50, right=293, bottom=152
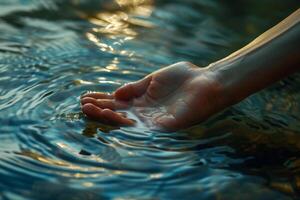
left=0, top=0, right=300, bottom=199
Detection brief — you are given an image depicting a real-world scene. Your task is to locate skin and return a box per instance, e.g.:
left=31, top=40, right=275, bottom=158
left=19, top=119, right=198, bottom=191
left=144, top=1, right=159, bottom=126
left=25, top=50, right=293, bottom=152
left=81, top=9, right=300, bottom=131
left=81, top=62, right=223, bottom=131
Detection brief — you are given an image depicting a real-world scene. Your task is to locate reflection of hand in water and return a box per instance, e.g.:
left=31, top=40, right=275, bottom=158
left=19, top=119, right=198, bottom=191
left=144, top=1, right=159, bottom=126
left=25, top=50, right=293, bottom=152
left=81, top=62, right=222, bottom=131
left=82, top=121, right=118, bottom=137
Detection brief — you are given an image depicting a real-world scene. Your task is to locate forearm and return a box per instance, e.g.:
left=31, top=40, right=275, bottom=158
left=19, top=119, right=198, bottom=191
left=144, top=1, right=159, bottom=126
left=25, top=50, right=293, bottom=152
left=208, top=9, right=300, bottom=105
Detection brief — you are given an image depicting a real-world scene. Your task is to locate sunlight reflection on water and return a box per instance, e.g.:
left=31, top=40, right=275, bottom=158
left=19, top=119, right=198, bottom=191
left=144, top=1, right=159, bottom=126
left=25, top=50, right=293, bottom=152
left=0, top=0, right=300, bottom=199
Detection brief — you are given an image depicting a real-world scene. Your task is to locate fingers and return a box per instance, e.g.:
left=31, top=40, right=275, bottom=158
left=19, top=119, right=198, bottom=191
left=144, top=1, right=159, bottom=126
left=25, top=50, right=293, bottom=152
left=81, top=97, right=115, bottom=110
left=81, top=76, right=151, bottom=102
left=80, top=92, right=132, bottom=126
left=82, top=103, right=134, bottom=126
left=81, top=92, right=113, bottom=100
left=81, top=97, right=129, bottom=110
left=114, top=76, right=152, bottom=101
left=101, top=109, right=135, bottom=126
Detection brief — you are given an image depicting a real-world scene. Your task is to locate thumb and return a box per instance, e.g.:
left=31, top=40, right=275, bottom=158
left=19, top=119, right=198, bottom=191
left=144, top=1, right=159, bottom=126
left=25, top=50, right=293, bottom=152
left=114, top=75, right=152, bottom=101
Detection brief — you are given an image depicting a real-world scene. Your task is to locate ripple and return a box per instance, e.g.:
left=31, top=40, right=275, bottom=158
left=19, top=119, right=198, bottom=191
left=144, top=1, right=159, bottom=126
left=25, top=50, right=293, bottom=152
left=0, top=0, right=300, bottom=199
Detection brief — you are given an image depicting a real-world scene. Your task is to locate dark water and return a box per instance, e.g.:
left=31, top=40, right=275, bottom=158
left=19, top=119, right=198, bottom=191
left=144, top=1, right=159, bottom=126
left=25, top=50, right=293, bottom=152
left=1, top=0, right=300, bottom=199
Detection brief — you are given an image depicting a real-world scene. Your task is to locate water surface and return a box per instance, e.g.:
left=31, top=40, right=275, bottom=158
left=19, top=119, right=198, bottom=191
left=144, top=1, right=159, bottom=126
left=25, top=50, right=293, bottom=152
left=0, top=0, right=300, bottom=199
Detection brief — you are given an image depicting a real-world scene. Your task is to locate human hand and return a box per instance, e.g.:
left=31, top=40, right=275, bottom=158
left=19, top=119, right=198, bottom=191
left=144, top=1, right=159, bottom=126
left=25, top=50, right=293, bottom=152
left=81, top=62, right=224, bottom=131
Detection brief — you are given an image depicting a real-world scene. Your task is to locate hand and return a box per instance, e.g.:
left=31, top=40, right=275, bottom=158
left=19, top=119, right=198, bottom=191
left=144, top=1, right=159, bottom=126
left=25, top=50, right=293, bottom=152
left=81, top=62, right=224, bottom=131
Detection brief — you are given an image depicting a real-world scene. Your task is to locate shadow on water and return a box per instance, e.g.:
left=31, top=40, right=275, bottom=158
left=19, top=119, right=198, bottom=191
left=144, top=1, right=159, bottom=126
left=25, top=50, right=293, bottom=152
left=0, top=0, right=300, bottom=199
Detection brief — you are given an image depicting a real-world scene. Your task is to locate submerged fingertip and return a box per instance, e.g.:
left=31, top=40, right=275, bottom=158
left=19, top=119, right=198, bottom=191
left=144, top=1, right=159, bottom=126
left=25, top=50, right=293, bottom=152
left=81, top=103, right=96, bottom=113
left=124, top=118, right=135, bottom=126
left=81, top=97, right=93, bottom=105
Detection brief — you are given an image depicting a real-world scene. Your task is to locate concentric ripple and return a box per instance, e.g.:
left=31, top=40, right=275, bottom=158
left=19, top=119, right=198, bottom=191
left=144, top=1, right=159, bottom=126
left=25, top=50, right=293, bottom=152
left=0, top=1, right=300, bottom=200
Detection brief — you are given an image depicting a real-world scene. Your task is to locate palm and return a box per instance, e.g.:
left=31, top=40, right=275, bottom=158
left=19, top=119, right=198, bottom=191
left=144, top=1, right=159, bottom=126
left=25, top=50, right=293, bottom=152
left=81, top=62, right=220, bottom=131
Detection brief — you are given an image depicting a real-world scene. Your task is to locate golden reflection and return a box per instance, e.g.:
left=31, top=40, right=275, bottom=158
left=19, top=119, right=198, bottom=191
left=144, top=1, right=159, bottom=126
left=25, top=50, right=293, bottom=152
left=269, top=181, right=294, bottom=195
left=111, top=170, right=126, bottom=175
left=295, top=175, right=300, bottom=191
left=82, top=182, right=94, bottom=187
left=17, top=150, right=102, bottom=174
left=115, top=0, right=154, bottom=17
left=98, top=77, right=107, bottom=80
left=85, top=0, right=155, bottom=73
left=17, top=150, right=129, bottom=179
left=82, top=121, right=118, bottom=137
left=86, top=0, right=154, bottom=50
left=127, top=17, right=154, bottom=28
left=56, top=142, right=68, bottom=149
left=73, top=79, right=94, bottom=85
left=91, top=66, right=111, bottom=72
left=115, top=0, right=147, bottom=7
left=149, top=173, right=162, bottom=179
left=86, top=32, right=115, bottom=52
left=16, top=150, right=68, bottom=167
left=106, top=65, right=118, bottom=71
left=106, top=57, right=120, bottom=70
left=60, top=172, right=103, bottom=178
left=122, top=70, right=131, bottom=74
left=90, top=11, right=138, bottom=37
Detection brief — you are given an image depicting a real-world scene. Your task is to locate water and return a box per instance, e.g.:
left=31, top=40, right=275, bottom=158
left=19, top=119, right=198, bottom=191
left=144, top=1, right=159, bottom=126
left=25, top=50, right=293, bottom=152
left=0, top=0, right=300, bottom=199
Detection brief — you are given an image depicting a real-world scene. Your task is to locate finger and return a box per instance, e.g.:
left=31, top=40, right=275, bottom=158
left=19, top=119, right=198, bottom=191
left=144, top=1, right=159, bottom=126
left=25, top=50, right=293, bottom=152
left=114, top=76, right=152, bottom=101
left=81, top=92, right=113, bottom=100
left=101, top=109, right=135, bottom=126
left=82, top=103, right=134, bottom=126
left=82, top=103, right=105, bottom=120
left=117, top=111, right=127, bottom=118
left=81, top=97, right=116, bottom=110
left=81, top=97, right=130, bottom=110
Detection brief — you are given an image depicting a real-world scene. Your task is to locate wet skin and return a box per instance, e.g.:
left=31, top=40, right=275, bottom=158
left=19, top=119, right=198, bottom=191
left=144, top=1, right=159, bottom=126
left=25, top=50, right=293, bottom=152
left=81, top=9, right=300, bottom=131
left=81, top=62, right=222, bottom=131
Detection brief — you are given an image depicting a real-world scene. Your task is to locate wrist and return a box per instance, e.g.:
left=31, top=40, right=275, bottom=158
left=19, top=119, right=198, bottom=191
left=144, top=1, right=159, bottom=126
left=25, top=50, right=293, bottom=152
left=205, top=60, right=245, bottom=108
left=190, top=65, right=233, bottom=113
